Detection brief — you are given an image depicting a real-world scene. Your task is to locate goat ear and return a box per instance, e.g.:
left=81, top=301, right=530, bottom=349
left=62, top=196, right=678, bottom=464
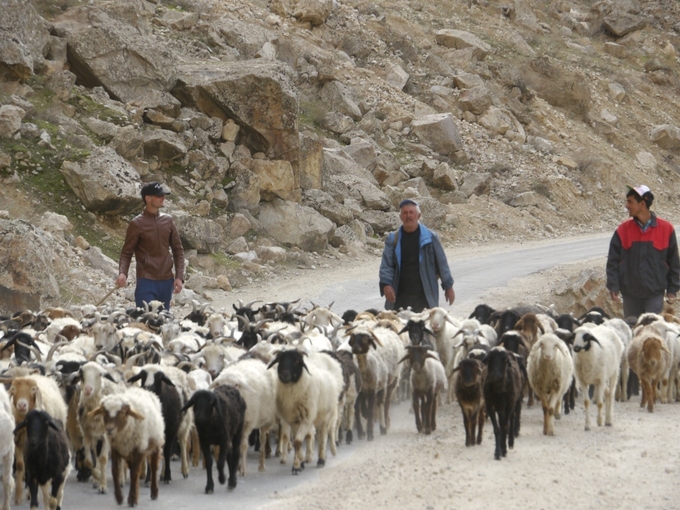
left=161, top=374, right=176, bottom=387
left=127, top=372, right=143, bottom=384
left=397, top=354, right=409, bottom=365
left=368, top=331, right=383, bottom=347
left=397, top=325, right=408, bottom=335
left=538, top=322, right=545, bottom=334
left=103, top=373, right=116, bottom=383
left=126, top=406, right=145, bottom=421
left=47, top=417, right=62, bottom=432
left=301, top=361, right=311, bottom=376
left=266, top=357, right=279, bottom=370
left=180, top=395, right=195, bottom=413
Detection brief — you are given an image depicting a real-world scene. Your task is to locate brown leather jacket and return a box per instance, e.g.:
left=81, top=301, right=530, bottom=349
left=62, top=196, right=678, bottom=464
left=118, top=209, right=185, bottom=282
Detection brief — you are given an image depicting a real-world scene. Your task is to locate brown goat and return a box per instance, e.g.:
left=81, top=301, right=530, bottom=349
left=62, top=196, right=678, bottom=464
left=628, top=328, right=671, bottom=412
left=453, top=358, right=485, bottom=446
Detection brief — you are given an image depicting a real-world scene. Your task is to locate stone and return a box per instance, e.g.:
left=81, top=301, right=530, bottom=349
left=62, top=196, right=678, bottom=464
left=230, top=213, right=252, bottom=238
left=75, top=236, right=90, bottom=250
left=143, top=129, right=188, bottom=162
left=459, top=172, right=491, bottom=198
left=227, top=162, right=261, bottom=211
left=38, top=212, right=73, bottom=235
left=319, top=81, right=362, bottom=120
left=650, top=125, right=680, bottom=151
left=0, top=0, right=51, bottom=80
left=603, top=13, right=646, bottom=38
left=452, top=72, right=484, bottom=90
left=435, top=29, right=491, bottom=60
left=299, top=131, right=324, bottom=190
left=60, top=146, right=141, bottom=215
left=46, top=71, right=77, bottom=101
left=243, top=159, right=296, bottom=201
left=342, top=138, right=377, bottom=172
left=222, top=120, right=240, bottom=142
left=216, top=274, right=232, bottom=291
left=302, top=189, right=354, bottom=225
left=385, top=63, right=409, bottom=90
left=457, top=85, right=492, bottom=115
left=172, top=59, right=299, bottom=164
left=0, top=105, right=25, bottom=138
left=604, top=42, right=628, bottom=58
left=510, top=191, right=541, bottom=207
left=635, top=151, right=656, bottom=170
left=259, top=199, right=334, bottom=251
left=255, top=245, right=287, bottom=262
left=227, top=236, right=249, bottom=255
left=556, top=156, right=578, bottom=169
left=173, top=212, right=225, bottom=254
left=52, top=2, right=175, bottom=103
left=411, top=113, right=464, bottom=156
left=432, top=163, right=458, bottom=191
left=608, top=82, right=626, bottom=102
left=293, top=0, right=333, bottom=26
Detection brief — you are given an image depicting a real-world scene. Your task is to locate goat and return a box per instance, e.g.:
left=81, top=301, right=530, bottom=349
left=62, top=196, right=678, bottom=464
left=484, top=347, right=525, bottom=460
left=14, top=410, right=71, bottom=510
left=452, top=357, right=485, bottom=446
left=180, top=386, right=246, bottom=493
left=628, top=326, right=671, bottom=412
left=0, top=385, right=14, bottom=510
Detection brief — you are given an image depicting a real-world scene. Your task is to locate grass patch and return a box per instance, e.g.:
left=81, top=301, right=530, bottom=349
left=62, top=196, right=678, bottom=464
left=208, top=252, right=241, bottom=270
left=67, top=94, right=129, bottom=126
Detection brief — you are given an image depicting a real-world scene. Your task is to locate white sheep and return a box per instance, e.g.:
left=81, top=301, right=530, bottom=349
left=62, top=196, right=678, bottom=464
left=90, top=387, right=165, bottom=506
left=527, top=333, right=574, bottom=436
left=572, top=324, right=624, bottom=430
left=0, top=385, right=15, bottom=510
left=210, top=357, right=278, bottom=475
left=604, top=318, right=632, bottom=401
left=267, top=348, right=343, bottom=474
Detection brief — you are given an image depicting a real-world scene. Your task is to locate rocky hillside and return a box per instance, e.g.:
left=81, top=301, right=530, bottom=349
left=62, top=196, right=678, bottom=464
left=1, top=0, right=680, bottom=312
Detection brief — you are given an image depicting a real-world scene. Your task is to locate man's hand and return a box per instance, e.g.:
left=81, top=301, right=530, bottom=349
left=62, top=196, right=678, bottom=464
left=115, top=273, right=127, bottom=288
left=384, top=285, right=396, bottom=303
left=610, top=290, right=620, bottom=302
left=445, top=287, right=455, bottom=305
left=666, top=293, right=676, bottom=304
left=174, top=278, right=183, bottom=294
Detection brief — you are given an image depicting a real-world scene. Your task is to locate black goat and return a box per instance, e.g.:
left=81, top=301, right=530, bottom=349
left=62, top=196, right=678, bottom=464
left=14, top=409, right=71, bottom=510
left=181, top=386, right=245, bottom=493
left=484, top=347, right=526, bottom=460
left=127, top=369, right=184, bottom=483
left=398, top=319, right=436, bottom=347
left=452, top=358, right=485, bottom=446
left=469, top=304, right=496, bottom=324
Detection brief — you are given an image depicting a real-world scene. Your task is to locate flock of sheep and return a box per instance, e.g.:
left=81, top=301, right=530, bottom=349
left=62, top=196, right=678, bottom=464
left=0, top=297, right=678, bottom=508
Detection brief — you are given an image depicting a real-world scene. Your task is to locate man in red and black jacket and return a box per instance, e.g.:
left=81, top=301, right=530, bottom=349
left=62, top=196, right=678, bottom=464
left=606, top=185, right=680, bottom=318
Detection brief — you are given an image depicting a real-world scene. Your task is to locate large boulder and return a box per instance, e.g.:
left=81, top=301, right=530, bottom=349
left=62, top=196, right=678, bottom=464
left=299, top=131, right=324, bottom=190
left=435, top=29, right=491, bottom=60
left=411, top=113, right=464, bottom=156
left=52, top=1, right=176, bottom=102
left=0, top=105, right=25, bottom=138
left=302, top=189, right=354, bottom=225
left=318, top=81, right=362, bottom=121
left=60, top=146, right=141, bottom=215
left=143, top=129, right=188, bottom=162
left=171, top=60, right=300, bottom=164
left=258, top=199, right=334, bottom=251
left=651, top=125, right=680, bottom=151
left=0, top=0, right=51, bottom=80
left=342, top=138, right=378, bottom=172
left=228, top=161, right=261, bottom=212
left=173, top=212, right=225, bottom=254
left=209, top=16, right=276, bottom=59
left=242, top=159, right=297, bottom=201
left=523, top=57, right=591, bottom=117
left=325, top=173, right=390, bottom=211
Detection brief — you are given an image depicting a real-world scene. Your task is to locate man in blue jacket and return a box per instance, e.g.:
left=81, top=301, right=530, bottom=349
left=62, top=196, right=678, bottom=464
left=379, top=199, right=455, bottom=312
left=606, top=184, right=680, bottom=317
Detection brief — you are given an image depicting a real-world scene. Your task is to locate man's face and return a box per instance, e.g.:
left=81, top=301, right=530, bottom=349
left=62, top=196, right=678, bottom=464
left=145, top=194, right=166, bottom=208
left=625, top=195, right=644, bottom=218
left=400, top=204, right=421, bottom=233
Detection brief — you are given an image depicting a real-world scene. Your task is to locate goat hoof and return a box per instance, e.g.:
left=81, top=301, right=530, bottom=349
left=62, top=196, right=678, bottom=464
left=317, top=459, right=325, bottom=467
left=292, top=467, right=301, bottom=475
left=183, top=473, right=189, bottom=479
left=98, top=487, right=107, bottom=494
left=218, top=473, right=226, bottom=485
left=205, top=486, right=214, bottom=494
left=227, top=481, right=236, bottom=491
left=380, top=426, right=387, bottom=435
left=346, top=430, right=353, bottom=444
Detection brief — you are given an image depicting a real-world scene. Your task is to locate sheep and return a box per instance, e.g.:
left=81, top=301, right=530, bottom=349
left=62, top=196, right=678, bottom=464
left=73, top=361, right=124, bottom=494
left=468, top=303, right=496, bottom=324
left=484, top=347, right=525, bottom=460
left=14, top=410, right=71, bottom=510
left=633, top=314, right=680, bottom=402
left=88, top=387, right=165, bottom=506
left=346, top=330, right=387, bottom=442
left=628, top=326, right=671, bottom=412
left=452, top=357, right=485, bottom=446
left=333, top=347, right=362, bottom=445
left=6, top=375, right=68, bottom=505
left=180, top=386, right=246, bottom=493
left=127, top=366, right=189, bottom=483
left=210, top=357, right=278, bottom=475
left=571, top=325, right=624, bottom=430
left=527, top=333, right=574, bottom=436
left=603, top=318, right=633, bottom=402
left=267, top=348, right=343, bottom=474
left=426, top=307, right=460, bottom=372
left=0, top=385, right=15, bottom=510
left=398, top=345, right=447, bottom=434
left=398, top=319, right=435, bottom=347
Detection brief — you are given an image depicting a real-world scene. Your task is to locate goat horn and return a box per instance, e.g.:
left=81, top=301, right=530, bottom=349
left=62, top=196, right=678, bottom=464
left=46, top=338, right=68, bottom=362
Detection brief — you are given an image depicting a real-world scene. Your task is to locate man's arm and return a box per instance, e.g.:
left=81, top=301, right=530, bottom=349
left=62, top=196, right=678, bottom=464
left=116, top=221, right=139, bottom=287
left=379, top=233, right=396, bottom=298
left=431, top=233, right=454, bottom=291
left=170, top=220, right=185, bottom=293
left=605, top=230, right=622, bottom=299
left=666, top=229, right=680, bottom=298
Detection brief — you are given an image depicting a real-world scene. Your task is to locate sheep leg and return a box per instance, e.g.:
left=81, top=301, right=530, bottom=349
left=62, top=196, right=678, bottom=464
left=190, top=426, right=200, bottom=466
left=605, top=374, right=617, bottom=426
left=316, top=423, right=329, bottom=467
left=258, top=427, right=270, bottom=472
left=200, top=438, right=215, bottom=493
left=583, top=392, right=592, bottom=431
left=227, top=431, right=242, bottom=490
left=47, top=470, right=65, bottom=510
left=486, top=405, right=502, bottom=460
left=476, top=407, right=485, bottom=445
left=353, top=395, right=365, bottom=441
left=366, top=391, right=376, bottom=441
left=422, top=393, right=431, bottom=435
left=412, top=393, right=422, bottom=433
left=462, top=408, right=471, bottom=446
left=659, top=375, right=669, bottom=404
left=127, top=453, right=144, bottom=507
left=640, top=378, right=655, bottom=412
left=3, top=449, right=14, bottom=510
left=304, top=431, right=314, bottom=465
left=278, top=422, right=290, bottom=464
left=345, top=403, right=355, bottom=445
left=291, top=424, right=309, bottom=474
left=111, top=450, right=124, bottom=505
left=95, top=438, right=109, bottom=494
left=179, top=426, right=190, bottom=479
left=149, top=448, right=160, bottom=500
left=431, top=390, right=438, bottom=432
left=238, top=425, right=252, bottom=476
left=382, top=380, right=397, bottom=434
left=14, top=435, right=25, bottom=505
left=24, top=475, right=37, bottom=510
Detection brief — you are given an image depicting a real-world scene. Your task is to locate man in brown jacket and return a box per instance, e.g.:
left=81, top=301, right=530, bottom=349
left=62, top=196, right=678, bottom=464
left=116, top=182, right=185, bottom=310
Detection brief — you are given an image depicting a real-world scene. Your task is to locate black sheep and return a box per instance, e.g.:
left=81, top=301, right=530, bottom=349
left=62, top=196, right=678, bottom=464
left=181, top=386, right=245, bottom=493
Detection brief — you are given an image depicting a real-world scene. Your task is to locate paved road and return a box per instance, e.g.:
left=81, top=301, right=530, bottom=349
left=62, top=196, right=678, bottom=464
left=58, top=233, right=612, bottom=509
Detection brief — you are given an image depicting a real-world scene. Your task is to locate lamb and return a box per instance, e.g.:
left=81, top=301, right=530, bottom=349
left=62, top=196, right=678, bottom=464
left=527, top=333, right=574, bottom=436
left=398, top=345, right=447, bottom=434
left=88, top=386, right=165, bottom=506
left=571, top=325, right=624, bottom=430
left=7, top=375, right=68, bottom=505
left=14, top=410, right=71, bottom=510
left=484, top=347, right=525, bottom=460
left=452, top=357, right=485, bottom=446
left=628, top=325, right=671, bottom=412
left=180, top=386, right=246, bottom=493
left=210, top=357, right=278, bottom=475
left=267, top=348, right=343, bottom=474
left=0, top=385, right=15, bottom=510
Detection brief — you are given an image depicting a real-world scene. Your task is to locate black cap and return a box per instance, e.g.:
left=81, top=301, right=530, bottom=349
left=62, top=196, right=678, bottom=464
left=141, top=182, right=171, bottom=198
